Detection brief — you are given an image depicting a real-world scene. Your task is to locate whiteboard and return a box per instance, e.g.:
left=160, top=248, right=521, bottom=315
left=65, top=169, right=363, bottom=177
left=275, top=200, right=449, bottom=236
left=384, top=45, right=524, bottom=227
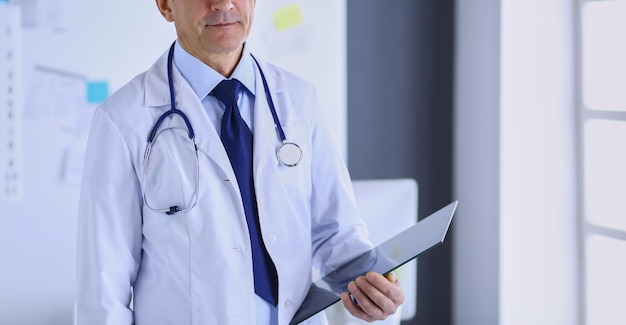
left=0, top=1, right=346, bottom=324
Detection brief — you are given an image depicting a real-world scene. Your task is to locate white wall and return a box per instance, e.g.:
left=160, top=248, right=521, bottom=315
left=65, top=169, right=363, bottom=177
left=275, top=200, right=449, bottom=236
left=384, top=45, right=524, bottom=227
left=454, top=1, right=578, bottom=324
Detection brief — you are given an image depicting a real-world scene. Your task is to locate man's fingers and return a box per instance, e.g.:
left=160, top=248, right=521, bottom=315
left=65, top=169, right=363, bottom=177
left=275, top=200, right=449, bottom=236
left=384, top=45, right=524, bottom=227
left=365, top=272, right=405, bottom=306
left=352, top=277, right=389, bottom=319
left=341, top=271, right=406, bottom=322
left=340, top=292, right=375, bottom=322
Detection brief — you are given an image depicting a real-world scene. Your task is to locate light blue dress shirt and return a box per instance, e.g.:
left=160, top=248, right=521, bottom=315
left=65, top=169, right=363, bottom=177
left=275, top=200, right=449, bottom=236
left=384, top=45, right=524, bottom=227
left=173, top=41, right=257, bottom=133
left=173, top=41, right=277, bottom=325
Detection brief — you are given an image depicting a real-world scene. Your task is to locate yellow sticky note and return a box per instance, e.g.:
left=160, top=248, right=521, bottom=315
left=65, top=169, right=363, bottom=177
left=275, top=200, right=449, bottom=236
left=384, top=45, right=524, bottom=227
left=273, top=4, right=304, bottom=31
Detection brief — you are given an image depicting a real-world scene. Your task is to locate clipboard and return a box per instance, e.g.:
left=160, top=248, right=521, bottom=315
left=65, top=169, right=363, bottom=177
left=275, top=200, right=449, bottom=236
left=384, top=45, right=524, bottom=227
left=290, top=201, right=458, bottom=325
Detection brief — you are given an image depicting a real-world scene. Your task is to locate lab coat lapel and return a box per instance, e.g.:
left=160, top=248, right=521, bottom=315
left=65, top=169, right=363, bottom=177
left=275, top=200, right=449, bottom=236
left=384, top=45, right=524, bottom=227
left=143, top=52, right=236, bottom=182
left=252, top=59, right=287, bottom=173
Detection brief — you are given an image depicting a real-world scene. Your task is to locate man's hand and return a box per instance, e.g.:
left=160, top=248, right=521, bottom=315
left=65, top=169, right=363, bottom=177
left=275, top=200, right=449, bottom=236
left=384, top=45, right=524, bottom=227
left=340, top=271, right=405, bottom=322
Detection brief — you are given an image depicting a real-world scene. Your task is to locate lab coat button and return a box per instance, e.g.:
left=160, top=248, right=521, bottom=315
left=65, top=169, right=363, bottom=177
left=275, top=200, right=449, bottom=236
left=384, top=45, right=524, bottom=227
left=269, top=234, right=277, bottom=244
left=285, top=299, right=293, bottom=308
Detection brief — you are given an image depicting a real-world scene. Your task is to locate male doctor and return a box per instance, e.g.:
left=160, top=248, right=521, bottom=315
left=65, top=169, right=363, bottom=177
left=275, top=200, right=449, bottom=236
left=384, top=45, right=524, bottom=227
left=76, top=0, right=404, bottom=324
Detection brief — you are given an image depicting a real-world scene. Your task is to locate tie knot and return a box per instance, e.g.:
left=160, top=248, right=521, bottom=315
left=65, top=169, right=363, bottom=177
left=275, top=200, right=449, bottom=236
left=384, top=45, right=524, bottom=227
left=212, top=79, right=242, bottom=108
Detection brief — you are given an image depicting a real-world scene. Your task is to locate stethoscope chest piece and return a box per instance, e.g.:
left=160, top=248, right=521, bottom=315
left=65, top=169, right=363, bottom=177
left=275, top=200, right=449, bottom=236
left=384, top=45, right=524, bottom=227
left=277, top=142, right=302, bottom=167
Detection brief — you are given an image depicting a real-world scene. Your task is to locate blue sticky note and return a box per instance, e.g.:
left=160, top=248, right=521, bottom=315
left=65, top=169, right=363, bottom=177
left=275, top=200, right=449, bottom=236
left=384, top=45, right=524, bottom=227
left=86, top=81, right=109, bottom=104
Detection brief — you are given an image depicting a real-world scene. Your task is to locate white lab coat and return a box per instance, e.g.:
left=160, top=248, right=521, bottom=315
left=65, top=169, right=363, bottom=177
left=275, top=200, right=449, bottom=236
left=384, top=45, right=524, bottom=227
left=76, top=49, right=371, bottom=325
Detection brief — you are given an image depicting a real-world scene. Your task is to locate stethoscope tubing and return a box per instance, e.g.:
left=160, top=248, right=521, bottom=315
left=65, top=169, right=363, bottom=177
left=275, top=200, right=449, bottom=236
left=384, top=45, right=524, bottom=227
left=147, top=44, right=195, bottom=143
left=149, top=41, right=296, bottom=155
left=250, top=55, right=286, bottom=143
left=142, top=41, right=303, bottom=215
left=143, top=127, right=201, bottom=215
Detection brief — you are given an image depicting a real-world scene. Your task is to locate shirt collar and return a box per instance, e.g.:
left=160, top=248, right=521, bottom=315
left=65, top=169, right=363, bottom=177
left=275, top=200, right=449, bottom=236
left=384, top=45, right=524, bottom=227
left=173, top=41, right=256, bottom=100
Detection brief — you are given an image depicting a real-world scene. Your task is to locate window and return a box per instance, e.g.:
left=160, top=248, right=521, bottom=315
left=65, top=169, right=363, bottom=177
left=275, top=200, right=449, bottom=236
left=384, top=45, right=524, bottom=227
left=578, top=1, right=626, bottom=323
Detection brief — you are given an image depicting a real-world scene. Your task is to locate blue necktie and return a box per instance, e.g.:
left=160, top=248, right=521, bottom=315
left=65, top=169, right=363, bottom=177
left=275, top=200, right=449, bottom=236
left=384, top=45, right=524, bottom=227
left=212, top=79, right=278, bottom=306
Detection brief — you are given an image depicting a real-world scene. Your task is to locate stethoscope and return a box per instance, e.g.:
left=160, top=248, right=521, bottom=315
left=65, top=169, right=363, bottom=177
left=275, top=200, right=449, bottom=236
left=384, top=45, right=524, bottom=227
left=142, top=42, right=302, bottom=215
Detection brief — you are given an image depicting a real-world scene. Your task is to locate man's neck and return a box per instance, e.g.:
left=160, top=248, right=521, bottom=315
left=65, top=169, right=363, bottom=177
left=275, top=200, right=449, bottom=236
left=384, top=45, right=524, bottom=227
left=178, top=40, right=243, bottom=78
left=199, top=49, right=243, bottom=78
